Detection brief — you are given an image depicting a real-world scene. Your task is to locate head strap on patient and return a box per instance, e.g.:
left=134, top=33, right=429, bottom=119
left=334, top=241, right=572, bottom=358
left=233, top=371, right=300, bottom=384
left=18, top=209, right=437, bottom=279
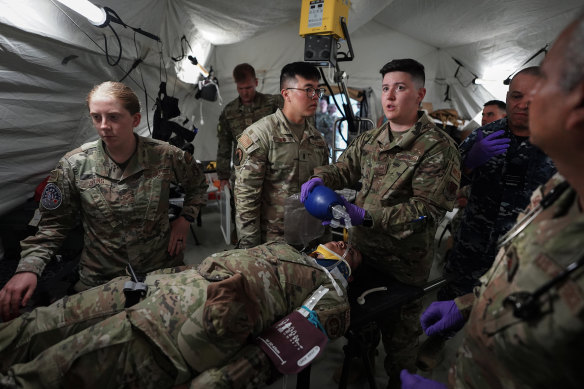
left=310, top=244, right=351, bottom=281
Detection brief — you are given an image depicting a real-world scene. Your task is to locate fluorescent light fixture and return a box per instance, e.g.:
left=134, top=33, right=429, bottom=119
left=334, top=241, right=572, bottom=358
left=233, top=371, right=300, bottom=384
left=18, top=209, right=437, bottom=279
left=55, top=0, right=107, bottom=26
left=53, top=0, right=160, bottom=41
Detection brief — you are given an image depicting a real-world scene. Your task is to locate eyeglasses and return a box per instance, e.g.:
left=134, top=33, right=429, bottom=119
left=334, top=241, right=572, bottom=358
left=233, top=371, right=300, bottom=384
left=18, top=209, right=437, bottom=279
left=286, top=87, right=325, bottom=99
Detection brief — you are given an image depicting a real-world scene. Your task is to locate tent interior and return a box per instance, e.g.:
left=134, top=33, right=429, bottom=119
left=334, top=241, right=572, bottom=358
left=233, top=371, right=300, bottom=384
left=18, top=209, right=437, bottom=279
left=1, top=0, right=582, bottom=216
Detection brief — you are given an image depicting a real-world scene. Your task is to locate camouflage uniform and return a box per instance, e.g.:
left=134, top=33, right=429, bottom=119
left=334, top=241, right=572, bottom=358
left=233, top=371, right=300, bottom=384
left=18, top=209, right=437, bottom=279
left=440, top=118, right=556, bottom=300
left=216, top=92, right=282, bottom=181
left=16, top=135, right=207, bottom=291
left=315, top=111, right=335, bottom=147
left=451, top=174, right=584, bottom=388
left=235, top=109, right=329, bottom=248
left=0, top=242, right=350, bottom=389
left=313, top=112, right=460, bottom=386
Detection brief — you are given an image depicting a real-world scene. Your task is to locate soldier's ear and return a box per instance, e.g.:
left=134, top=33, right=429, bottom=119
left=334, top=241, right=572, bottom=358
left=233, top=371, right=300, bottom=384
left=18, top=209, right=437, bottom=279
left=132, top=113, right=141, bottom=128
left=565, top=82, right=584, bottom=133
left=416, top=88, right=426, bottom=105
left=281, top=88, right=291, bottom=102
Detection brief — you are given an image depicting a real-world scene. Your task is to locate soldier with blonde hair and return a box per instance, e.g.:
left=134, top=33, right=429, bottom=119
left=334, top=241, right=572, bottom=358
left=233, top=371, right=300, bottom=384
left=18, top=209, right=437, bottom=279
left=0, top=82, right=207, bottom=321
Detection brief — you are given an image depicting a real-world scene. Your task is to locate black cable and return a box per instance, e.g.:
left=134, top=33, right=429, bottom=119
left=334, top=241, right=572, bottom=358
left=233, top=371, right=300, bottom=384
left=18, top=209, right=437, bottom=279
left=336, top=119, right=348, bottom=144
left=171, top=36, right=189, bottom=62
left=452, top=58, right=478, bottom=88
left=503, top=45, right=548, bottom=85
left=133, top=33, right=152, bottom=136
left=48, top=0, right=157, bottom=107
left=103, top=24, right=122, bottom=66
left=319, top=68, right=345, bottom=119
left=119, top=58, right=142, bottom=82
left=318, top=67, right=349, bottom=144
left=158, top=40, right=168, bottom=83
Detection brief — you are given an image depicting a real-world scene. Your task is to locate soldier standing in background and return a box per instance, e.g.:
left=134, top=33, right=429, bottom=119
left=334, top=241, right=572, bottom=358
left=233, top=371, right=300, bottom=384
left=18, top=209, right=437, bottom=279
left=301, top=59, right=460, bottom=389
left=480, top=99, right=506, bottom=126
left=402, top=13, right=584, bottom=388
left=235, top=62, right=329, bottom=248
left=216, top=64, right=282, bottom=244
left=216, top=63, right=282, bottom=191
left=0, top=82, right=207, bottom=321
left=438, top=67, right=556, bottom=301
left=0, top=241, right=360, bottom=389
left=315, top=98, right=335, bottom=148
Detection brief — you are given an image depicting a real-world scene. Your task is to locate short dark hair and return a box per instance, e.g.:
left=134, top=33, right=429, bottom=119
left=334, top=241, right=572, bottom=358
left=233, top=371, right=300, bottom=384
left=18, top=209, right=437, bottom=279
left=379, top=59, right=425, bottom=88
left=511, top=66, right=540, bottom=82
left=483, top=100, right=506, bottom=110
left=233, top=63, right=256, bottom=83
left=280, top=62, right=320, bottom=90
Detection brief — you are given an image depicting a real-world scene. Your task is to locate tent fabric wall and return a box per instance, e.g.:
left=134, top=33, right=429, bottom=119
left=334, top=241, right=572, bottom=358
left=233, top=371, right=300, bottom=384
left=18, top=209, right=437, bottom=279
left=211, top=18, right=494, bottom=126
left=1, top=0, right=582, bottom=216
left=0, top=0, right=207, bottom=216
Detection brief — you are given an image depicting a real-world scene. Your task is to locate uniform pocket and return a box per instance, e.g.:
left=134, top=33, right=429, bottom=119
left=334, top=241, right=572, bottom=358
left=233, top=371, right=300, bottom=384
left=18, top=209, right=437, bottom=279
left=78, top=178, right=120, bottom=228
left=378, top=161, right=411, bottom=204
left=142, top=168, right=172, bottom=222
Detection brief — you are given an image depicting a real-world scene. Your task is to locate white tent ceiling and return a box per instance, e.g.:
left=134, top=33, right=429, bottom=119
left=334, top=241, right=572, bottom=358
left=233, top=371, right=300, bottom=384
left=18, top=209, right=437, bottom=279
left=0, top=0, right=581, bottom=216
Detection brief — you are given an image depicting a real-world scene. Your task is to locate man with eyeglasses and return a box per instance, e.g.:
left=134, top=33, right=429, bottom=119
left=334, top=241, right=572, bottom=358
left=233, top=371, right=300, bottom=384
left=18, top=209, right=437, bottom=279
left=300, top=58, right=460, bottom=388
left=235, top=62, right=329, bottom=249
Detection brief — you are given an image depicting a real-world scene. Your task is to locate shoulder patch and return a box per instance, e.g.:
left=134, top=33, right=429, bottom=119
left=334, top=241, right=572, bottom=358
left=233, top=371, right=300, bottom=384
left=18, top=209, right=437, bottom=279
left=234, top=147, right=244, bottom=166
left=239, top=133, right=254, bottom=150
left=40, top=183, right=62, bottom=210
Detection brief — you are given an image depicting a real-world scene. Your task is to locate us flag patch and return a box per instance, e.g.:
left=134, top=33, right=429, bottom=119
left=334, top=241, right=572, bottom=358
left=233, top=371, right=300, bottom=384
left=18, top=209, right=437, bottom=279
left=239, top=133, right=253, bottom=150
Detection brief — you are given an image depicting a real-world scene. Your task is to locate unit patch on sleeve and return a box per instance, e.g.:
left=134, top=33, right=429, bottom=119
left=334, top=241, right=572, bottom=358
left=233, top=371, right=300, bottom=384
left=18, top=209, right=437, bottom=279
left=40, top=183, right=62, bottom=210
left=234, top=147, right=244, bottom=166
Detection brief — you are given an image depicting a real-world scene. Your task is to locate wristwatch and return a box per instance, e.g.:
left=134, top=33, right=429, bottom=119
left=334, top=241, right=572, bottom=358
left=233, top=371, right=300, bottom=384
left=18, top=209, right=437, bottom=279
left=181, top=214, right=195, bottom=223
left=362, top=211, right=373, bottom=228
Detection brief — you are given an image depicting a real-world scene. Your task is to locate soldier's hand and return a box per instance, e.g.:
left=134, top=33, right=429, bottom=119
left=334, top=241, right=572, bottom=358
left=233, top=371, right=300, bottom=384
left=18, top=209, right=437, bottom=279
left=169, top=217, right=190, bottom=256
left=464, top=129, right=510, bottom=170
left=400, top=369, right=447, bottom=389
left=0, top=272, right=38, bottom=321
left=420, top=300, right=465, bottom=337
left=341, top=197, right=366, bottom=225
left=219, top=179, right=230, bottom=191
left=300, top=177, right=324, bottom=203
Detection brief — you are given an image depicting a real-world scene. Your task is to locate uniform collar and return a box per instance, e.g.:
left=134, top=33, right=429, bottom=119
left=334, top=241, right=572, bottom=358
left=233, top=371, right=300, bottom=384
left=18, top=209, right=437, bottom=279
left=238, top=91, right=264, bottom=111
left=376, top=111, right=434, bottom=150
left=96, top=134, right=145, bottom=180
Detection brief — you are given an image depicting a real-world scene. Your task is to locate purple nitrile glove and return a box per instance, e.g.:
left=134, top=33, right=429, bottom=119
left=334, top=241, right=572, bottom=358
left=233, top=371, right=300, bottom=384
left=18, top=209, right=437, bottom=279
left=341, top=197, right=365, bottom=225
left=321, top=197, right=366, bottom=227
left=400, top=369, right=447, bottom=389
left=300, top=178, right=324, bottom=203
left=464, top=129, right=510, bottom=170
left=420, top=300, right=465, bottom=337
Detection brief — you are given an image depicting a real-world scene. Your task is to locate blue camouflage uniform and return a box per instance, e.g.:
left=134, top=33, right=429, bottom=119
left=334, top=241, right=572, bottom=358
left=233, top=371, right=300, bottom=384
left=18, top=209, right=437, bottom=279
left=440, top=118, right=556, bottom=299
